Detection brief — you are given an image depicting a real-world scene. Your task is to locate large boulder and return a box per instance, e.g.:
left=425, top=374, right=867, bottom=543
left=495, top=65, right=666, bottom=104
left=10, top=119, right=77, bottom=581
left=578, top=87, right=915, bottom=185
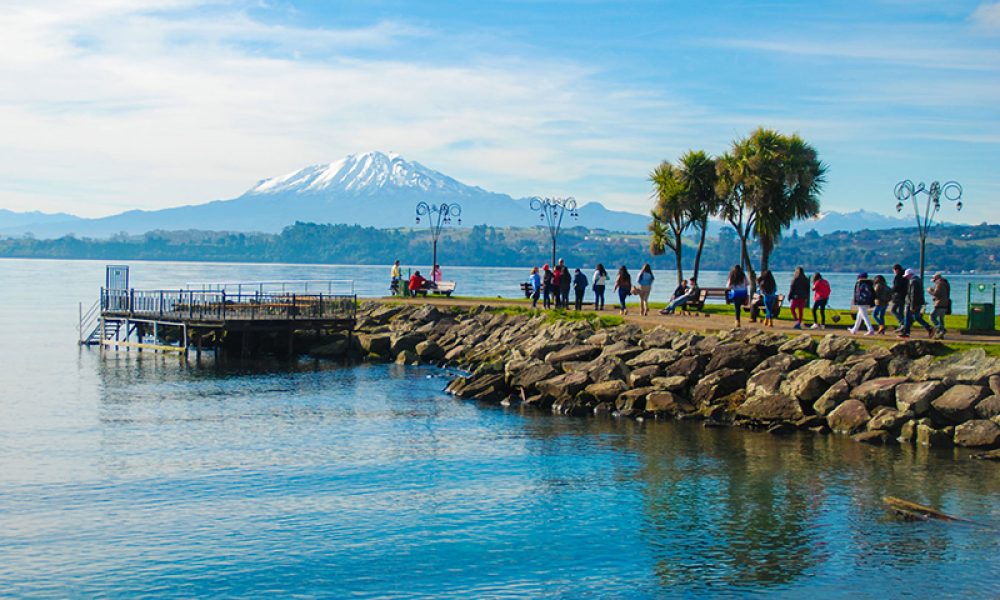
left=538, top=371, right=590, bottom=400
left=736, top=394, right=804, bottom=422
left=826, top=399, right=871, bottom=434
left=705, top=343, right=771, bottom=373
left=545, top=345, right=601, bottom=365
left=916, top=422, right=954, bottom=447
left=913, top=349, right=1000, bottom=385
left=663, top=355, right=708, bottom=380
left=692, top=369, right=748, bottom=407
left=844, top=357, right=883, bottom=388
left=616, top=387, right=655, bottom=411
left=975, top=395, right=1000, bottom=419
left=779, top=334, right=817, bottom=355
left=866, top=407, right=911, bottom=434
left=598, top=341, right=644, bottom=363
left=890, top=339, right=948, bottom=359
left=414, top=340, right=445, bottom=362
left=650, top=375, right=690, bottom=393
left=583, top=380, right=629, bottom=403
left=895, top=381, right=946, bottom=417
left=508, top=362, right=559, bottom=393
left=627, top=348, right=680, bottom=369
left=753, top=352, right=806, bottom=375
left=930, top=384, right=988, bottom=424
left=850, top=376, right=907, bottom=410
left=813, top=379, right=850, bottom=416
left=817, top=335, right=858, bottom=361
left=954, top=420, right=1000, bottom=448
left=781, top=360, right=847, bottom=403
left=646, top=391, right=694, bottom=416
left=641, top=327, right=678, bottom=349
left=628, top=365, right=663, bottom=388
left=390, top=333, right=424, bottom=355
left=746, top=368, right=786, bottom=399
left=357, top=333, right=392, bottom=357
left=582, top=357, right=630, bottom=383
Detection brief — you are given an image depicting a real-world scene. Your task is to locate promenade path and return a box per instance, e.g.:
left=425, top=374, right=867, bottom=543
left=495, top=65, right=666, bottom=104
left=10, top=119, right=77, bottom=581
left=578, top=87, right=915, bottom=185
left=380, top=296, right=1000, bottom=347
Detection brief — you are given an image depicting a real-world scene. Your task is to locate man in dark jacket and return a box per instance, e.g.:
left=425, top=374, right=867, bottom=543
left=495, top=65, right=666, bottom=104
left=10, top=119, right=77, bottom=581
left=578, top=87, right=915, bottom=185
left=899, top=268, right=934, bottom=339
left=558, top=259, right=572, bottom=309
left=928, top=272, right=951, bottom=339
left=572, top=268, right=588, bottom=310
left=890, top=263, right=908, bottom=330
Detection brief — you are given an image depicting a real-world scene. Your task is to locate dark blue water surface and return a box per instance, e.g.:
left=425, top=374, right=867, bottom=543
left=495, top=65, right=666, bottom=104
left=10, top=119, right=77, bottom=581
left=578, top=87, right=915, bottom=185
left=2, top=259, right=1000, bottom=598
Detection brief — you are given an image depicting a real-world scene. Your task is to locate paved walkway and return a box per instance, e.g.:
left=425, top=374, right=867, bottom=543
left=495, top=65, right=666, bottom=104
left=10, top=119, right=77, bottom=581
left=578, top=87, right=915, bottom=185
left=382, top=296, right=1000, bottom=346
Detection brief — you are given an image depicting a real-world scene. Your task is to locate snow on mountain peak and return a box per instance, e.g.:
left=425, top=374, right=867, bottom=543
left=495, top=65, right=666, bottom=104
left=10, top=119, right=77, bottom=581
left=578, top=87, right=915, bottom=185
left=248, top=151, right=470, bottom=196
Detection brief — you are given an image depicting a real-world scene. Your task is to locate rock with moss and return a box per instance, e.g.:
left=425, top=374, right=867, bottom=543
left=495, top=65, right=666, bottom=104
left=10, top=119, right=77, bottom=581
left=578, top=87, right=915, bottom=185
left=931, top=384, right=988, bottom=424
left=953, top=420, right=1000, bottom=448
left=817, top=335, right=858, bottom=361
left=850, top=376, right=907, bottom=410
left=813, top=379, right=850, bottom=416
left=827, top=399, right=871, bottom=434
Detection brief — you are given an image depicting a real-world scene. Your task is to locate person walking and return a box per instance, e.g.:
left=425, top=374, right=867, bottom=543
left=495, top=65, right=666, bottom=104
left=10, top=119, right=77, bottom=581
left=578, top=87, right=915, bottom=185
left=758, top=269, right=778, bottom=327
left=573, top=268, right=588, bottom=311
left=899, top=268, right=934, bottom=339
left=787, top=267, right=810, bottom=330
left=890, top=263, right=908, bottom=331
left=636, top=264, right=655, bottom=316
left=810, top=272, right=831, bottom=329
left=542, top=264, right=554, bottom=309
left=559, top=261, right=572, bottom=309
left=592, top=264, right=608, bottom=310
left=848, top=272, right=876, bottom=335
left=614, top=265, right=632, bottom=315
left=928, top=272, right=951, bottom=339
left=529, top=266, right=542, bottom=309
left=390, top=259, right=402, bottom=296
left=726, top=264, right=749, bottom=327
left=872, top=274, right=890, bottom=334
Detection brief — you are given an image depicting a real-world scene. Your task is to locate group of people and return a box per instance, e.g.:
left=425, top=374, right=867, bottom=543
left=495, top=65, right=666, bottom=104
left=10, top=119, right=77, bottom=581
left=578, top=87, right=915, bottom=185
left=724, top=263, right=952, bottom=339
left=391, top=260, right=443, bottom=297
left=527, top=260, right=656, bottom=316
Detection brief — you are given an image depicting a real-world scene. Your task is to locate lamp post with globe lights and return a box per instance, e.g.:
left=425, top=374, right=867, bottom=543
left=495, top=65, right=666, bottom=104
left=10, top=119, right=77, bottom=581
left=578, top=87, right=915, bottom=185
left=415, top=202, right=462, bottom=275
left=529, top=197, right=579, bottom=267
left=893, top=180, right=963, bottom=281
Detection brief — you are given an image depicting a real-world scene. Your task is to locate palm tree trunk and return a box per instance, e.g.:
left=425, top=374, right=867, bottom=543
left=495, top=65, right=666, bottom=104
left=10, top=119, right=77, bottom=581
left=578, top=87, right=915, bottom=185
left=693, top=220, right=707, bottom=282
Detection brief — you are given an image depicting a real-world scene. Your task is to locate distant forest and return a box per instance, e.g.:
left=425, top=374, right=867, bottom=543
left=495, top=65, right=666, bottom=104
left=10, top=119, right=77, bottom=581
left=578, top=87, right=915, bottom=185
left=1, top=222, right=998, bottom=274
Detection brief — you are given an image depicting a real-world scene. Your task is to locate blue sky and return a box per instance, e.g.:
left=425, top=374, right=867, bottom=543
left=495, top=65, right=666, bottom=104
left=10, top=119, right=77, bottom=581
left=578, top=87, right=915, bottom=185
left=1, top=0, right=998, bottom=223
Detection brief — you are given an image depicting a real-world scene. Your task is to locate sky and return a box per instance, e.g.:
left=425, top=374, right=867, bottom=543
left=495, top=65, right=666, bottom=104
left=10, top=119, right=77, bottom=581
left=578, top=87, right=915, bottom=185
left=1, top=0, right=998, bottom=224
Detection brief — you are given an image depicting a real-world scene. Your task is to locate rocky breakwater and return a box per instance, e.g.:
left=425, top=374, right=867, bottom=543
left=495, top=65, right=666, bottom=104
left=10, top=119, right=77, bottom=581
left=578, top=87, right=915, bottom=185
left=340, top=302, right=1000, bottom=457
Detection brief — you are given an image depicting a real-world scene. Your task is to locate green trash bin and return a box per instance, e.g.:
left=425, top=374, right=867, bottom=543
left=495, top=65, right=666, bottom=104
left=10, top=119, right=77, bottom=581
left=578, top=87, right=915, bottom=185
left=967, top=283, right=997, bottom=332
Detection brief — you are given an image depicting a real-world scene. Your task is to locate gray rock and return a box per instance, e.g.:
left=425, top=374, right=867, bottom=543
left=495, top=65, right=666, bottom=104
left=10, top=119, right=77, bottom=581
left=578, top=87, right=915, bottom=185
left=736, top=394, right=804, bottom=422
left=597, top=341, right=644, bottom=363
left=991, top=375, right=1000, bottom=396
left=827, top=399, right=871, bottom=434
left=650, top=375, right=689, bottom=393
left=914, top=349, right=1000, bottom=385
left=752, top=352, right=806, bottom=375
left=583, top=357, right=630, bottom=383
left=850, top=376, right=907, bottom=410
left=781, top=359, right=847, bottom=403
left=866, top=407, right=911, bottom=433
left=813, top=379, right=850, bottom=416
left=390, top=333, right=424, bottom=355
left=975, top=395, right=1000, bottom=419
left=895, top=380, right=946, bottom=417
left=538, top=371, right=590, bottom=399
left=853, top=430, right=894, bottom=445
left=844, top=358, right=883, bottom=388
left=916, top=422, right=954, bottom=447
left=889, top=340, right=948, bottom=359
left=953, top=420, right=1000, bottom=448
left=415, top=340, right=445, bottom=362
left=583, top=380, right=629, bottom=403
left=817, top=335, right=858, bottom=361
left=443, top=345, right=467, bottom=362
left=545, top=345, right=601, bottom=365
left=778, top=334, right=816, bottom=355
left=663, top=355, right=708, bottom=379
left=705, top=343, right=771, bottom=373
left=616, top=387, right=655, bottom=411
left=627, top=348, right=680, bottom=368
left=641, top=327, right=678, bottom=349
left=692, top=368, right=748, bottom=407
left=309, top=338, right=349, bottom=357
left=931, top=384, right=988, bottom=424
left=357, top=333, right=392, bottom=357
left=628, top=365, right=663, bottom=388
left=746, top=368, right=785, bottom=399
left=508, top=362, right=559, bottom=393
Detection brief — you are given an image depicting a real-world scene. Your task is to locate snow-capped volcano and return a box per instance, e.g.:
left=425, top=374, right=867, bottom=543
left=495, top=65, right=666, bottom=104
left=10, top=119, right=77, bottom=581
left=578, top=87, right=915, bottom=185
left=249, top=151, right=479, bottom=196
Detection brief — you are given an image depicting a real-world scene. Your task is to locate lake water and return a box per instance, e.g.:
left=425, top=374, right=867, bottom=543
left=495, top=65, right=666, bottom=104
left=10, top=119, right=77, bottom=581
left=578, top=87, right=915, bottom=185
left=2, top=258, right=999, bottom=598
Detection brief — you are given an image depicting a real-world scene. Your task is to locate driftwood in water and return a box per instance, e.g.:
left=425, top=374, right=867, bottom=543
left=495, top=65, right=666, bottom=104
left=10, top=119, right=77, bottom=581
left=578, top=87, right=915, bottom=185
left=883, top=496, right=970, bottom=523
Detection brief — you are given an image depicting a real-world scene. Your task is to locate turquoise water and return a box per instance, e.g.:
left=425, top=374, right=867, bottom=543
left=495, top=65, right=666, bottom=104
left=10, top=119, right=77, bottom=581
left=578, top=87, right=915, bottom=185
left=2, top=258, right=1000, bottom=598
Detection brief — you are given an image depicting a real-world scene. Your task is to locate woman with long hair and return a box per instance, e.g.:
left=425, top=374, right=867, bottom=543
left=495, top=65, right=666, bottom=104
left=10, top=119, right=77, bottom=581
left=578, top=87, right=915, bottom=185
left=811, top=272, right=831, bottom=329
left=592, top=263, right=608, bottom=310
left=726, top=264, right=749, bottom=327
left=613, top=265, right=632, bottom=315
left=758, top=269, right=778, bottom=327
left=787, top=266, right=810, bottom=329
left=636, top=263, right=655, bottom=316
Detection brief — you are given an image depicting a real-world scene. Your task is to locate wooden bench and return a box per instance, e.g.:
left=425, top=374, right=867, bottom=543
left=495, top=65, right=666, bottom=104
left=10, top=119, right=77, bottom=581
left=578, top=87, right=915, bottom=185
left=750, top=293, right=785, bottom=321
left=679, top=287, right=728, bottom=313
left=412, top=281, right=456, bottom=297
left=519, top=282, right=533, bottom=298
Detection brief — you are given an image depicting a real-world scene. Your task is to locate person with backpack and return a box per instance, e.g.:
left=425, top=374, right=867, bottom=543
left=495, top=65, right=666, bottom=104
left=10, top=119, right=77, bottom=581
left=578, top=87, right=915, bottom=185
left=899, top=268, right=935, bottom=339
left=810, top=272, right=831, bottom=329
left=787, top=267, right=810, bottom=330
left=592, top=264, right=608, bottom=310
left=928, top=272, right=952, bottom=339
left=890, top=263, right=908, bottom=331
left=848, top=272, right=876, bottom=335
left=871, top=274, right=891, bottom=334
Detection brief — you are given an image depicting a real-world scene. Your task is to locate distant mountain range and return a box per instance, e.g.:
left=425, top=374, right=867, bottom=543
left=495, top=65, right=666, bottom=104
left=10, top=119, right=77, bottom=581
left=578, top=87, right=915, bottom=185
left=1, top=151, right=921, bottom=238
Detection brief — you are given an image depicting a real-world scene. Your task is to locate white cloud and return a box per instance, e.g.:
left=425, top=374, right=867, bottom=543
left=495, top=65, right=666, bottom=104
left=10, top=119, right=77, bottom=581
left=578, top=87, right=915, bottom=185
left=972, top=1, right=1000, bottom=30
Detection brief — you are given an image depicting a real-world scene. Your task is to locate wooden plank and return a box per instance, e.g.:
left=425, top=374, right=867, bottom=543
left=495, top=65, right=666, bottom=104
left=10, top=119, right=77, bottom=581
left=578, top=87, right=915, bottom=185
left=100, top=339, right=186, bottom=353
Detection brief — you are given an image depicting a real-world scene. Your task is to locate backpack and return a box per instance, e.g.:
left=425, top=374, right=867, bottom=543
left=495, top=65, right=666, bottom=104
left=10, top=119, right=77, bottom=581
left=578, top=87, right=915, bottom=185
left=857, top=280, right=874, bottom=305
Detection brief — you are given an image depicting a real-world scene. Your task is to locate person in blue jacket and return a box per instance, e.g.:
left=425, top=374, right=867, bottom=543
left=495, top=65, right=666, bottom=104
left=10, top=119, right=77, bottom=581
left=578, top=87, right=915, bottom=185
left=573, top=268, right=588, bottom=310
left=529, top=266, right=542, bottom=308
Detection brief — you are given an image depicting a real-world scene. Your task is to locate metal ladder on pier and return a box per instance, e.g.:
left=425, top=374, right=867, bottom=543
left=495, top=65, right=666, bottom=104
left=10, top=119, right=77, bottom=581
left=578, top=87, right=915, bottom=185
left=78, top=300, right=123, bottom=346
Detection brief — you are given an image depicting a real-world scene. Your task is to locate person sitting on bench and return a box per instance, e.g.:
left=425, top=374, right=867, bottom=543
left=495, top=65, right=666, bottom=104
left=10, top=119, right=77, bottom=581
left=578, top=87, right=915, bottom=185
left=408, top=271, right=429, bottom=297
left=661, top=278, right=699, bottom=314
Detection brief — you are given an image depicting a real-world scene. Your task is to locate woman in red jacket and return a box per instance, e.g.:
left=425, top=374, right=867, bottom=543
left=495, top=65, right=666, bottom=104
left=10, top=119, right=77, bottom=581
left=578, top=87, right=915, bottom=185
left=810, top=272, right=831, bottom=329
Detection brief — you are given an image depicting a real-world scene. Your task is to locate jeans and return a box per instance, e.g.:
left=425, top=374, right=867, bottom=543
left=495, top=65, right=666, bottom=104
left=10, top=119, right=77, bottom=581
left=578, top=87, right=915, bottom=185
left=812, top=297, right=827, bottom=325
left=574, top=287, right=586, bottom=310
left=902, top=309, right=933, bottom=335
left=872, top=304, right=886, bottom=327
left=890, top=302, right=905, bottom=327
left=618, top=288, right=629, bottom=311
left=763, top=293, right=777, bottom=319
left=560, top=287, right=571, bottom=309
left=531, top=288, right=540, bottom=308
left=543, top=285, right=552, bottom=308
left=594, top=285, right=605, bottom=309
left=666, top=293, right=693, bottom=311
left=931, top=308, right=947, bottom=333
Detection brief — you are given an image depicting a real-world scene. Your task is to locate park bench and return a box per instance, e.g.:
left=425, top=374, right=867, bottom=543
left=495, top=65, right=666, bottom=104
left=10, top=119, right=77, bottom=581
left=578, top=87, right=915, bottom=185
left=412, top=281, right=456, bottom=297
left=680, top=287, right=728, bottom=314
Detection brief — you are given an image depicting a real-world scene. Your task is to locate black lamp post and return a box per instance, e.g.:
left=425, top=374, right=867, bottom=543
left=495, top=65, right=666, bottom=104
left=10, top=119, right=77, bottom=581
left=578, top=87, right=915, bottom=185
left=893, top=179, right=963, bottom=281
left=415, top=202, right=462, bottom=274
left=529, top=196, right=578, bottom=267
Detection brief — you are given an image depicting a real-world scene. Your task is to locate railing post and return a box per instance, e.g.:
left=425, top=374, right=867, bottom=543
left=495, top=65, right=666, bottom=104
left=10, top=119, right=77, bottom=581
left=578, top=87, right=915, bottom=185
left=129, top=289, right=135, bottom=316
left=159, top=291, right=164, bottom=317
left=221, top=291, right=226, bottom=319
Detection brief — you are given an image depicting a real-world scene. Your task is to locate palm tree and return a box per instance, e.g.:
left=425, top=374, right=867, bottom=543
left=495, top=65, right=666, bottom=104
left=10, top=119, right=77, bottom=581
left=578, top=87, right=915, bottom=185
left=716, top=147, right=757, bottom=284
left=677, top=150, right=720, bottom=283
left=649, top=161, right=689, bottom=284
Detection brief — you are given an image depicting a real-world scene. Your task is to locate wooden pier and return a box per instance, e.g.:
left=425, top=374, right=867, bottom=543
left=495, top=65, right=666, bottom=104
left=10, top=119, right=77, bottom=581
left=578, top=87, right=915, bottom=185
left=79, top=269, right=357, bottom=357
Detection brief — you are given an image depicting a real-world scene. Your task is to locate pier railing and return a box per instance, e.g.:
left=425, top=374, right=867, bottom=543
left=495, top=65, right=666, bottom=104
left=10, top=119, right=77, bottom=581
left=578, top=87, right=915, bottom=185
left=101, top=288, right=357, bottom=322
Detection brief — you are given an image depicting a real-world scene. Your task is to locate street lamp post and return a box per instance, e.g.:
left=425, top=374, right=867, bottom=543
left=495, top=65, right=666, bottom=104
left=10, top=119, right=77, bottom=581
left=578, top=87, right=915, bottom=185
left=415, top=202, right=462, bottom=274
left=529, top=197, right=578, bottom=267
left=893, top=180, right=963, bottom=281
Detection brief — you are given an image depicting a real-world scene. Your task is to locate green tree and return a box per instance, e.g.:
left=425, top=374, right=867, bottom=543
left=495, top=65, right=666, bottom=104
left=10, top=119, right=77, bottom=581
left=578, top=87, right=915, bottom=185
left=649, top=161, right=690, bottom=284
left=677, top=150, right=720, bottom=282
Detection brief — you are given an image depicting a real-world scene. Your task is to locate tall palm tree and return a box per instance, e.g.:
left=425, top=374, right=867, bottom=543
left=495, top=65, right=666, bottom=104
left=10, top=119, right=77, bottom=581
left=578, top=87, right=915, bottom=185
left=649, top=161, right=689, bottom=284
left=677, top=150, right=720, bottom=283
left=716, top=147, right=757, bottom=284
